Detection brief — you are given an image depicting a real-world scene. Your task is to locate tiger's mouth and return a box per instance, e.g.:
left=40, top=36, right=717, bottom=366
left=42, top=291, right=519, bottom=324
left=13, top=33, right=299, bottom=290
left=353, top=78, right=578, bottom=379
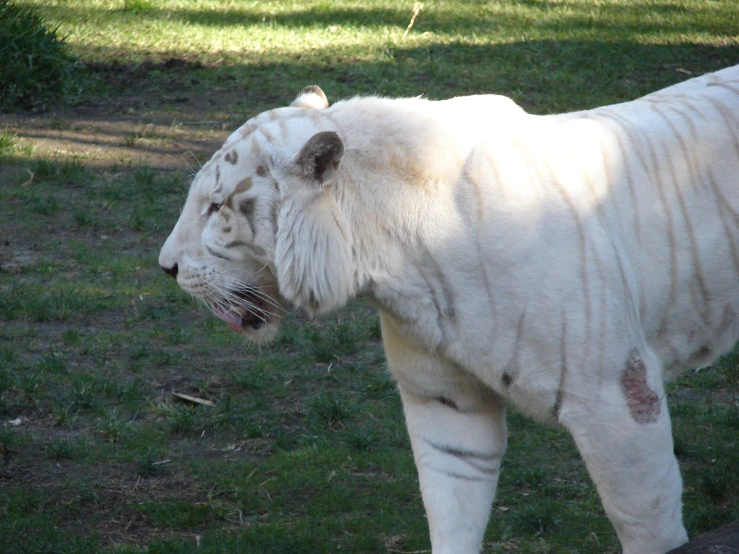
left=211, top=289, right=272, bottom=332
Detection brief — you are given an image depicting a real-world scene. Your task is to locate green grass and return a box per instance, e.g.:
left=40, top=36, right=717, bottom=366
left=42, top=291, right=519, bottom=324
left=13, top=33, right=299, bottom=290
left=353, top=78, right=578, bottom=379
left=10, top=0, right=739, bottom=117
left=0, top=1, right=737, bottom=553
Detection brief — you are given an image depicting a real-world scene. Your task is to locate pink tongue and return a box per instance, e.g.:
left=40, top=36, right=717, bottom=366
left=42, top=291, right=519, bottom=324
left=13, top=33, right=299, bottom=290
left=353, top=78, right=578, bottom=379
left=213, top=306, right=243, bottom=332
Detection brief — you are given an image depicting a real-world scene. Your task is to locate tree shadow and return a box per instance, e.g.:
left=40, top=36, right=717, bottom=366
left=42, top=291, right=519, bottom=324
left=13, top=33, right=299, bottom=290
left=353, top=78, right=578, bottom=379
left=78, top=40, right=739, bottom=113
left=47, top=2, right=739, bottom=39
left=1, top=40, right=737, bottom=170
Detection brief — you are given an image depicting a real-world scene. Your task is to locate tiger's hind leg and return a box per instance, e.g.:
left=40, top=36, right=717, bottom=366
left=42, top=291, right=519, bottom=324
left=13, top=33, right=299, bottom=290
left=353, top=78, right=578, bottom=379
left=560, top=346, right=688, bottom=554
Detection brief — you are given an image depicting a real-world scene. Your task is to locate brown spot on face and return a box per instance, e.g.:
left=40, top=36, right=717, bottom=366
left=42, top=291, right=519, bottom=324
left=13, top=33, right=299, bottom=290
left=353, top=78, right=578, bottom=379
left=240, top=198, right=257, bottom=235
left=222, top=226, right=232, bottom=234
left=501, top=373, right=512, bottom=387
left=224, top=150, right=239, bottom=165
left=256, top=165, right=267, bottom=177
left=239, top=198, right=256, bottom=219
left=621, top=349, right=661, bottom=424
left=224, top=178, right=253, bottom=210
left=234, top=177, right=253, bottom=195
left=215, top=165, right=221, bottom=184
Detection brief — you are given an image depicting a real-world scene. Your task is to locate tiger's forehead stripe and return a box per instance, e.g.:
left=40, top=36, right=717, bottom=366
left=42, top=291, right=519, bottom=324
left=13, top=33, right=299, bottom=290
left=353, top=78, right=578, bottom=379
left=223, top=177, right=254, bottom=210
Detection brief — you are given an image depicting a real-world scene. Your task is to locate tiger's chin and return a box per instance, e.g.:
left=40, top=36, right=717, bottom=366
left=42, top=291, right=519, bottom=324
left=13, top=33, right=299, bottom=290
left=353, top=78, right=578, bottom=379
left=209, top=286, right=285, bottom=343
left=242, top=316, right=283, bottom=343
left=212, top=304, right=283, bottom=343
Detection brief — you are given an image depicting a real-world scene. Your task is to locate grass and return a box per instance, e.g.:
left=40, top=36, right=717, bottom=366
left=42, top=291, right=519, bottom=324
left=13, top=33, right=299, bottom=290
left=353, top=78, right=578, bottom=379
left=0, top=1, right=737, bottom=553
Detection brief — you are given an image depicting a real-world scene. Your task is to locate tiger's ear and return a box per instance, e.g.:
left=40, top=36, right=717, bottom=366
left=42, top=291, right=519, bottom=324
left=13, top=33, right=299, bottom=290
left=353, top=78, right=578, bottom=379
left=292, top=131, right=344, bottom=186
left=291, top=85, right=329, bottom=109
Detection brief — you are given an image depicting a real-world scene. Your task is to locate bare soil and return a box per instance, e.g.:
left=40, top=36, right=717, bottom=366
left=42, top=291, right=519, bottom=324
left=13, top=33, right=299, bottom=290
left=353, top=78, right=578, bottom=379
left=1, top=58, right=248, bottom=170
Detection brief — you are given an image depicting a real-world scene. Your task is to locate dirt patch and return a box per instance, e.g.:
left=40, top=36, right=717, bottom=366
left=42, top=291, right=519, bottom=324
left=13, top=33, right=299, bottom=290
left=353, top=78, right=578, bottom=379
left=1, top=111, right=228, bottom=171
left=0, top=59, right=252, bottom=170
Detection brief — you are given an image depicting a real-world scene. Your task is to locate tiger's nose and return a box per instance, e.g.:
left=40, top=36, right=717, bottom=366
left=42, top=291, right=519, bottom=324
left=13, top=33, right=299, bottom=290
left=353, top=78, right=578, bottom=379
left=162, top=263, right=178, bottom=279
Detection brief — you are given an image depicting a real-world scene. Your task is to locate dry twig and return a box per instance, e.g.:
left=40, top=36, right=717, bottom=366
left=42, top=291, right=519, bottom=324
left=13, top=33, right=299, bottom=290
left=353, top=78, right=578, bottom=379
left=402, top=2, right=424, bottom=39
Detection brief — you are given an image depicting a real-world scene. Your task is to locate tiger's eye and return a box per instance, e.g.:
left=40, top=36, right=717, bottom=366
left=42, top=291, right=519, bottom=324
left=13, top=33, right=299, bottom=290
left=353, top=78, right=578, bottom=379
left=207, top=202, right=222, bottom=215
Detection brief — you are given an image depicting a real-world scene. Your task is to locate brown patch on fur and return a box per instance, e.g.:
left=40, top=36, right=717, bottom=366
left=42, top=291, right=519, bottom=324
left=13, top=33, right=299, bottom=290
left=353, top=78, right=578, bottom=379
left=224, top=150, right=239, bottom=165
left=240, top=123, right=257, bottom=137
left=621, top=349, right=661, bottom=424
left=256, top=165, right=268, bottom=177
left=224, top=178, right=253, bottom=210
left=234, top=177, right=253, bottom=195
left=239, top=198, right=256, bottom=235
left=239, top=198, right=256, bottom=219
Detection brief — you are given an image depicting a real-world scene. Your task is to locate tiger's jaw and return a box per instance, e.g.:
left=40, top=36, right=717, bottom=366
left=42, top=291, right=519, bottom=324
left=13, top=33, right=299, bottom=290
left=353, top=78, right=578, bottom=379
left=209, top=283, right=285, bottom=343
left=216, top=307, right=283, bottom=342
left=159, top=229, right=285, bottom=343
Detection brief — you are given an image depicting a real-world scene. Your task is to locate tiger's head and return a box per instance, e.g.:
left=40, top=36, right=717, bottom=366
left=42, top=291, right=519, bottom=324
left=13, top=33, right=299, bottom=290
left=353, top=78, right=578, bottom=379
left=159, top=86, right=355, bottom=342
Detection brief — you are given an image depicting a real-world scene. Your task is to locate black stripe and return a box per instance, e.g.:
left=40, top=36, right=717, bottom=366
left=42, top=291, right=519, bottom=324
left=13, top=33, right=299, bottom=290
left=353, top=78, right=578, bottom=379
left=553, top=312, right=568, bottom=419
left=423, top=465, right=497, bottom=482
left=434, top=396, right=459, bottom=410
left=424, top=438, right=499, bottom=462
left=206, top=245, right=232, bottom=261
left=224, top=240, right=247, bottom=249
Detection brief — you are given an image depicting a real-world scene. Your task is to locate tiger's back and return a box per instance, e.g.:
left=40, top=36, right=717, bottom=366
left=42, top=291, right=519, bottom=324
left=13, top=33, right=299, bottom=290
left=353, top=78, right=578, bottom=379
left=452, top=65, right=739, bottom=385
left=556, top=66, right=739, bottom=377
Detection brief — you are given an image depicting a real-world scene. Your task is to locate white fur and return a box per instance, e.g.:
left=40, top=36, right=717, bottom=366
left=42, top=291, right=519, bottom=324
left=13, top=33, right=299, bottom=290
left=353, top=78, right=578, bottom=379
left=274, top=186, right=355, bottom=314
left=160, top=66, right=739, bottom=553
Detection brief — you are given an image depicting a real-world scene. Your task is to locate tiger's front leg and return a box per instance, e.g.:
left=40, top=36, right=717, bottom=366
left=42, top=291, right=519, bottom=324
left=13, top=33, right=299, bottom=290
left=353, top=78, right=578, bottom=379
left=399, top=386, right=507, bottom=554
left=381, top=313, right=506, bottom=554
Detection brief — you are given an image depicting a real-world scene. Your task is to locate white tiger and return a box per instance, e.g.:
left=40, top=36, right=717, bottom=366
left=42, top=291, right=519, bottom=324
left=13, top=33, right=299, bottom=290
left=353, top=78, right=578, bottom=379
left=159, top=67, right=739, bottom=554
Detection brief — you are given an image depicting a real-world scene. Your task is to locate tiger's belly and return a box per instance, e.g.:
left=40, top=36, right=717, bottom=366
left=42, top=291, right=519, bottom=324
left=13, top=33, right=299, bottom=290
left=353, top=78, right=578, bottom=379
left=645, top=286, right=739, bottom=378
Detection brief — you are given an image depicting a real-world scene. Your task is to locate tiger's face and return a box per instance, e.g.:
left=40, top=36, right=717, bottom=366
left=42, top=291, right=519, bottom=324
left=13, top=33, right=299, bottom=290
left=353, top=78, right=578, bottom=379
left=158, top=134, right=286, bottom=342
left=159, top=86, right=351, bottom=342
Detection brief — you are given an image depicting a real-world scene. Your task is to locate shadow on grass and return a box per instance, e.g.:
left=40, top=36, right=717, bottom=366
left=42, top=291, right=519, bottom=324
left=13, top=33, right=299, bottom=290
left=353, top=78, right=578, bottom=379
left=39, top=2, right=739, bottom=39
left=1, top=40, right=737, bottom=171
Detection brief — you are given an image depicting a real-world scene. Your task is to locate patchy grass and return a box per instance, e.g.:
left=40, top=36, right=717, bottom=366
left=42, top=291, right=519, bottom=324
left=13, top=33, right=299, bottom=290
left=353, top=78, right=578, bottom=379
left=0, top=1, right=737, bottom=553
